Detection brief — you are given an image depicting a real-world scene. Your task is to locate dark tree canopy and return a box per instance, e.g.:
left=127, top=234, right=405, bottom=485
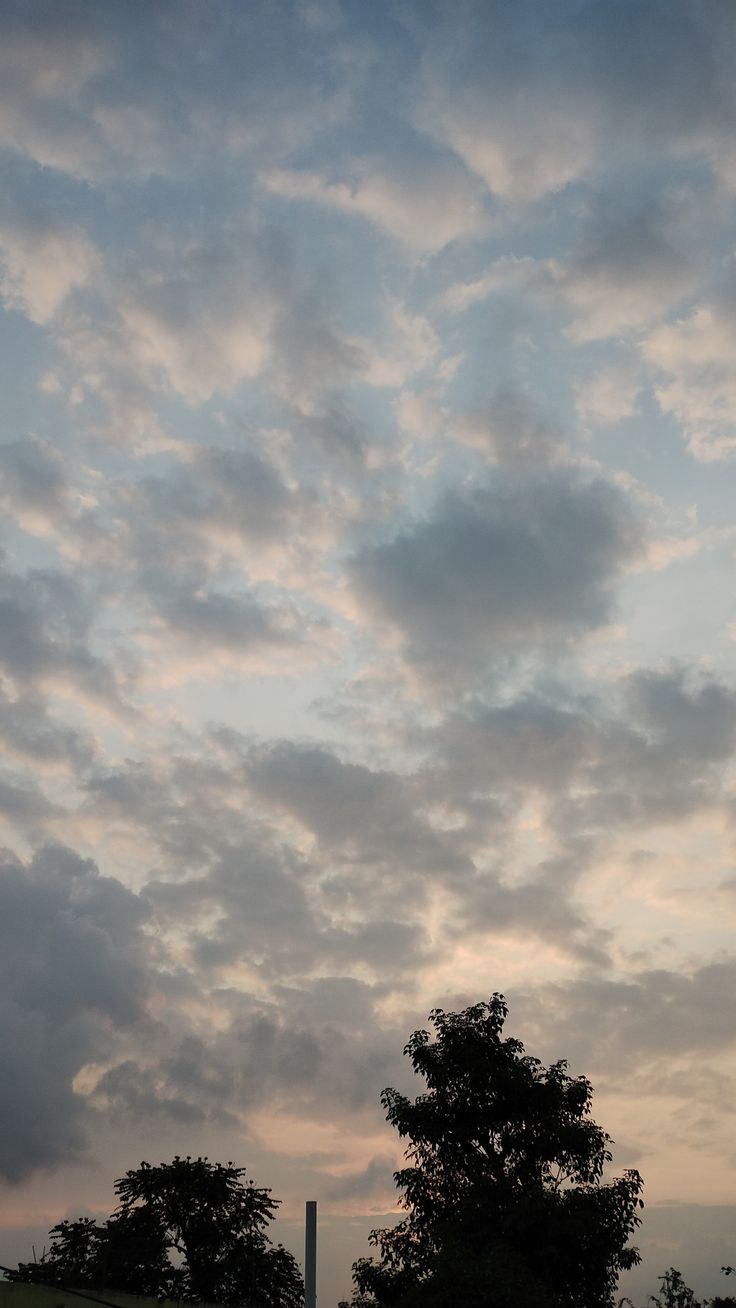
left=350, top=995, right=644, bottom=1308
left=14, top=1156, right=303, bottom=1308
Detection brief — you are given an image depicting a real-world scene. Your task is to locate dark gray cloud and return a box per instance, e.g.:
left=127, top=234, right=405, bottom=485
left=297, top=405, right=370, bottom=465
left=419, top=0, right=736, bottom=200
left=80, top=739, right=440, bottom=990
left=626, top=668, right=736, bottom=762
left=0, top=682, right=94, bottom=769
left=78, top=660, right=736, bottom=1019
left=0, top=844, right=151, bottom=1181
left=558, top=204, right=695, bottom=340
left=0, top=553, right=122, bottom=703
left=323, top=1156, right=397, bottom=1204
left=351, top=474, right=642, bottom=680
left=518, top=958, right=736, bottom=1078
left=0, top=772, right=58, bottom=826
left=429, top=667, right=736, bottom=837
left=142, top=812, right=432, bottom=985
left=246, top=740, right=470, bottom=875
left=0, top=436, right=70, bottom=520
left=128, top=448, right=296, bottom=549
left=0, top=0, right=348, bottom=182
left=138, top=572, right=303, bottom=656
left=146, top=836, right=318, bottom=976
left=109, top=447, right=333, bottom=664
left=92, top=986, right=401, bottom=1133
left=91, top=1058, right=219, bottom=1128
left=455, top=387, right=563, bottom=466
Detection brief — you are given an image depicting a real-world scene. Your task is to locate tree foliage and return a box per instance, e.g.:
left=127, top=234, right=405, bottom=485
left=350, top=995, right=644, bottom=1308
left=649, top=1269, right=702, bottom=1308
left=14, top=1156, right=303, bottom=1308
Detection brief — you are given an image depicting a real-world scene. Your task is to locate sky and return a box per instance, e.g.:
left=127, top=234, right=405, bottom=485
left=1, top=0, right=736, bottom=1303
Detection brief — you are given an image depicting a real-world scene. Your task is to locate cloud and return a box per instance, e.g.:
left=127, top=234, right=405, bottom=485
left=89, top=1058, right=220, bottom=1128
left=440, top=255, right=538, bottom=314
left=145, top=831, right=320, bottom=978
left=245, top=740, right=469, bottom=878
left=47, top=226, right=381, bottom=439
left=559, top=208, right=694, bottom=343
left=522, top=959, right=736, bottom=1077
left=113, top=241, right=275, bottom=403
left=129, top=448, right=295, bottom=549
left=0, top=682, right=94, bottom=770
left=0, top=4, right=111, bottom=178
left=264, top=148, right=486, bottom=253
left=92, top=988, right=400, bottom=1134
left=131, top=567, right=324, bottom=682
left=443, top=209, right=694, bottom=343
left=44, top=235, right=282, bottom=421
left=115, top=444, right=335, bottom=588
left=576, top=363, right=642, bottom=428
left=0, top=843, right=150, bottom=1181
left=642, top=287, right=736, bottom=460
left=322, top=1155, right=397, bottom=1204
left=0, top=553, right=123, bottom=705
left=0, top=772, right=58, bottom=829
left=0, top=1, right=347, bottom=182
left=2, top=6, right=736, bottom=1294
left=419, top=0, right=736, bottom=201
left=0, top=436, right=75, bottom=536
left=80, top=741, right=434, bottom=990
left=430, top=668, right=736, bottom=838
left=350, top=473, right=642, bottom=681
left=0, top=217, right=99, bottom=324
left=453, top=387, right=564, bottom=466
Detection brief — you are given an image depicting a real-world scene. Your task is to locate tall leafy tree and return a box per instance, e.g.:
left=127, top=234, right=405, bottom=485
left=14, top=1156, right=303, bottom=1308
left=350, top=995, right=644, bottom=1308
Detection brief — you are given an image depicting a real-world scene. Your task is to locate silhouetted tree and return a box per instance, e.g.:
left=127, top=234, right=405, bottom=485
left=649, top=1269, right=701, bottom=1308
left=349, top=994, right=644, bottom=1308
left=14, top=1218, right=113, bottom=1289
left=14, top=1156, right=303, bottom=1308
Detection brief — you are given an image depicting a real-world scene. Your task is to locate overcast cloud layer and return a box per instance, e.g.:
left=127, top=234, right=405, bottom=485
left=1, top=2, right=736, bottom=1303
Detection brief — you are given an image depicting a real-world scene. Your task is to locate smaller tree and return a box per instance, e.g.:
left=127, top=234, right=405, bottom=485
left=13, top=1156, right=303, bottom=1308
left=14, top=1219, right=110, bottom=1289
left=649, top=1269, right=701, bottom=1308
left=709, top=1268, right=736, bottom=1308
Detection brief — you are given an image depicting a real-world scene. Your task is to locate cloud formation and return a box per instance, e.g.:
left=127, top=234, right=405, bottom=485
left=351, top=474, right=642, bottom=679
left=1, top=5, right=736, bottom=1304
left=0, top=844, right=150, bottom=1181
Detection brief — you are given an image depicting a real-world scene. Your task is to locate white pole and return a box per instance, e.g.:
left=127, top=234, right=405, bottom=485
left=305, top=1200, right=317, bottom=1308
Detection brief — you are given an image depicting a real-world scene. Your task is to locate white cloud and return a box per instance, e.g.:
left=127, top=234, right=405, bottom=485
left=419, top=0, right=736, bottom=205
left=351, top=299, right=441, bottom=389
left=576, top=364, right=642, bottom=428
left=0, top=16, right=110, bottom=177
left=642, top=302, right=736, bottom=460
left=264, top=153, right=487, bottom=253
left=441, top=255, right=537, bottom=313
left=0, top=221, right=99, bottom=324
left=118, top=292, right=271, bottom=404
left=427, top=97, right=595, bottom=203
left=443, top=212, right=694, bottom=343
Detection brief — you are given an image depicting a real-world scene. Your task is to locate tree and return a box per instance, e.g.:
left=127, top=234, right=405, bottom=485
left=14, top=1156, right=303, bottom=1308
left=349, top=995, right=644, bottom=1308
left=649, top=1269, right=701, bottom=1308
